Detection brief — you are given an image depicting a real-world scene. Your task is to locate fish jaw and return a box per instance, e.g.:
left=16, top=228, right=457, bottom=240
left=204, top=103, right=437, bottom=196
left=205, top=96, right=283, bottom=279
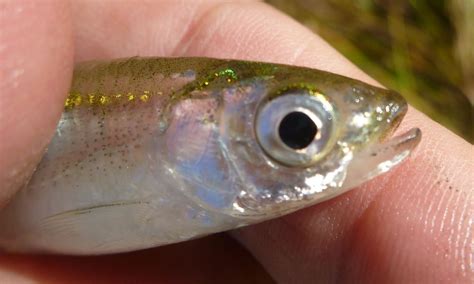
left=340, top=127, right=421, bottom=192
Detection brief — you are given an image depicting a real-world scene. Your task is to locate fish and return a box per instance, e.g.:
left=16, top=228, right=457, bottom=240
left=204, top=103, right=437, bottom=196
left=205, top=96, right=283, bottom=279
left=0, top=57, right=421, bottom=255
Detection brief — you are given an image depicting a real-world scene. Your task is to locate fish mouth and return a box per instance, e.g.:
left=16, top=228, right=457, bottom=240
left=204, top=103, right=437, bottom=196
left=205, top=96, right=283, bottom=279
left=341, top=127, right=422, bottom=190
left=378, top=91, right=409, bottom=141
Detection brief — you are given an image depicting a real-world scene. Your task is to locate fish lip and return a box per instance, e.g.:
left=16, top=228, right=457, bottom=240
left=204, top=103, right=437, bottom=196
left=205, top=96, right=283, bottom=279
left=391, top=127, right=422, bottom=149
left=379, top=127, right=422, bottom=163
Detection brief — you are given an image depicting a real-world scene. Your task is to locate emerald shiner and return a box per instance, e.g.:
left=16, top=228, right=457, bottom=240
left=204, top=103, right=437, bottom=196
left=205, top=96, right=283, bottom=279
left=0, top=57, right=421, bottom=255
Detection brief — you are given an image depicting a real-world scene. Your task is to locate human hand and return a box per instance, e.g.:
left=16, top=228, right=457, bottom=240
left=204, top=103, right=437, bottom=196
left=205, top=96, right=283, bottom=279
left=0, top=1, right=472, bottom=283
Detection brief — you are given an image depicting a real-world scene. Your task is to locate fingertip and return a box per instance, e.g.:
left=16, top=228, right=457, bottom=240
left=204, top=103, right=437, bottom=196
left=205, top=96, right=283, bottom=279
left=0, top=0, right=74, bottom=206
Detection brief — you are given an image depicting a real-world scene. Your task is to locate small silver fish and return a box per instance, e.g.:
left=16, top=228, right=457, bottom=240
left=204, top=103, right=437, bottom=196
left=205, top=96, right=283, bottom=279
left=0, top=57, right=421, bottom=255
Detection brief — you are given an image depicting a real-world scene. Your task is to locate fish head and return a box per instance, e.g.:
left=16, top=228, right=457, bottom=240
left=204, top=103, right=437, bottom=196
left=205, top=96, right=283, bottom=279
left=163, top=60, right=420, bottom=220
left=213, top=62, right=421, bottom=218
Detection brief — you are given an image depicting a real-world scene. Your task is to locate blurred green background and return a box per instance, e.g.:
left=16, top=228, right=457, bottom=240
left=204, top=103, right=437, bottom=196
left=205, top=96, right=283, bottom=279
left=267, top=0, right=473, bottom=142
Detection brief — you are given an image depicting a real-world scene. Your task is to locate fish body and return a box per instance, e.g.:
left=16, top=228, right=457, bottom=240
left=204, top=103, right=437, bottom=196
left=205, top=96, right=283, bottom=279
left=0, top=57, right=420, bottom=254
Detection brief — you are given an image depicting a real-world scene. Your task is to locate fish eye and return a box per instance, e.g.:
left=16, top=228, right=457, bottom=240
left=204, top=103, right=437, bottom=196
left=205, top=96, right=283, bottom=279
left=255, top=89, right=335, bottom=167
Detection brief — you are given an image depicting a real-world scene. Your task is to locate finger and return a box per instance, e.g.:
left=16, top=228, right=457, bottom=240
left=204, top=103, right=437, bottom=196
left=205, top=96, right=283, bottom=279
left=0, top=1, right=274, bottom=283
left=2, top=1, right=471, bottom=283
left=0, top=234, right=273, bottom=284
left=70, top=0, right=371, bottom=86
left=179, top=3, right=473, bottom=283
left=95, top=2, right=469, bottom=281
left=0, top=0, right=73, bottom=207
left=70, top=0, right=225, bottom=61
left=136, top=2, right=471, bottom=282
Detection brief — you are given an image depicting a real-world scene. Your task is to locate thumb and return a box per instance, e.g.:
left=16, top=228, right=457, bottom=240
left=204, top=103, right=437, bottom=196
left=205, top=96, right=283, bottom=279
left=0, top=0, right=74, bottom=207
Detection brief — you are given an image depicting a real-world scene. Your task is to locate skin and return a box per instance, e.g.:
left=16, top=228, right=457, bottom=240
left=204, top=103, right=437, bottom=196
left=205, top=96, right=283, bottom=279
left=0, top=1, right=472, bottom=283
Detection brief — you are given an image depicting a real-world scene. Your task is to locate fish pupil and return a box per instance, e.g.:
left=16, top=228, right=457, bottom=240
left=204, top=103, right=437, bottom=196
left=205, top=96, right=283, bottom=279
left=278, top=111, right=317, bottom=150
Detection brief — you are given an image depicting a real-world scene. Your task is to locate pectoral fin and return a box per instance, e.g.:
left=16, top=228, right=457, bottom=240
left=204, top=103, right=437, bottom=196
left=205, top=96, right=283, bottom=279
left=33, top=200, right=153, bottom=254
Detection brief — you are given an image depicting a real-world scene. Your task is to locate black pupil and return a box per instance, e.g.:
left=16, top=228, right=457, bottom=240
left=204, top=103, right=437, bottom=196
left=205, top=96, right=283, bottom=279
left=278, top=111, right=317, bottom=150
